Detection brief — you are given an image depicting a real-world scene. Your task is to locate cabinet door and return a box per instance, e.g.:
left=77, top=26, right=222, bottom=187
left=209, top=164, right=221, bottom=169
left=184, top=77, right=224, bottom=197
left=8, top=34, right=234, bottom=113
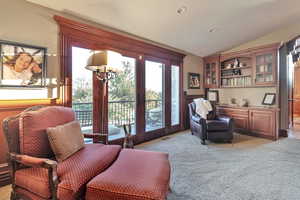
left=249, top=110, right=275, bottom=137
left=232, top=114, right=248, bottom=130
left=204, top=56, right=219, bottom=88
left=254, top=51, right=277, bottom=86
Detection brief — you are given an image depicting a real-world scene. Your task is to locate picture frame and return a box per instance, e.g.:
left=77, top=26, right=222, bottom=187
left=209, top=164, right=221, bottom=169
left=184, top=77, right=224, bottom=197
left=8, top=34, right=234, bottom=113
left=207, top=90, right=219, bottom=102
left=0, top=40, right=47, bottom=87
left=188, top=72, right=200, bottom=89
left=262, top=93, right=276, bottom=105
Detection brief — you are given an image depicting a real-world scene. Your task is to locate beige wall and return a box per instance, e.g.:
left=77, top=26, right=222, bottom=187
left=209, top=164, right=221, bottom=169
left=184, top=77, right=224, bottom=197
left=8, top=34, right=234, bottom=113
left=214, top=87, right=277, bottom=107
left=225, top=22, right=300, bottom=53
left=183, top=55, right=204, bottom=95
left=0, top=0, right=204, bottom=100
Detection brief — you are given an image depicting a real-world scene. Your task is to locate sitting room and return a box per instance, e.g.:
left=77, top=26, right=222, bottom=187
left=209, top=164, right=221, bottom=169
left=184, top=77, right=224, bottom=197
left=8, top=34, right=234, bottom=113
left=1, top=0, right=300, bottom=200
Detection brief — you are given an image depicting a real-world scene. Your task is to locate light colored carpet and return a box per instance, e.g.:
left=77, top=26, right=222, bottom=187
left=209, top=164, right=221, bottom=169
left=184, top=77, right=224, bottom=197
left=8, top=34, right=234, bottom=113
left=1, top=132, right=300, bottom=200
left=138, top=131, right=300, bottom=200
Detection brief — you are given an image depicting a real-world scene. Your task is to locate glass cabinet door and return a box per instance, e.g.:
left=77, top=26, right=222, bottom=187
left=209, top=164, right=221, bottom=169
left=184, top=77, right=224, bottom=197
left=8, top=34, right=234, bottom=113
left=255, top=52, right=275, bottom=85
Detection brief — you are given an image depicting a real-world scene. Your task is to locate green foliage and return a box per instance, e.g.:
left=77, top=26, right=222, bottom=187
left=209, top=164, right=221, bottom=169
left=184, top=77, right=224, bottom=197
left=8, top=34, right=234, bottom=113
left=73, top=78, right=92, bottom=103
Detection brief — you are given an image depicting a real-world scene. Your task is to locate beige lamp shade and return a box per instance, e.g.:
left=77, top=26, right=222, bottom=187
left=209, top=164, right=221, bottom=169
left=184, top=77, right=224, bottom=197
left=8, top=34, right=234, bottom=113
left=85, top=50, right=123, bottom=73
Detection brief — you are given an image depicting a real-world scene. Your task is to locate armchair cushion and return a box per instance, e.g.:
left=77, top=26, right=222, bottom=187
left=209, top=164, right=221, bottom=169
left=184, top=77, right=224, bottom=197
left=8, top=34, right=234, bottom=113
left=47, top=120, right=84, bottom=162
left=206, top=120, right=229, bottom=131
left=19, top=106, right=76, bottom=158
left=57, top=144, right=121, bottom=200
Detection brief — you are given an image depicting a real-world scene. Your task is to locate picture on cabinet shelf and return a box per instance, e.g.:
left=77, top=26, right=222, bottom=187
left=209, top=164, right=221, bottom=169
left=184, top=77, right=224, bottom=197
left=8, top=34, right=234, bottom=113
left=188, top=73, right=200, bottom=89
left=262, top=93, right=276, bottom=105
left=0, top=40, right=46, bottom=87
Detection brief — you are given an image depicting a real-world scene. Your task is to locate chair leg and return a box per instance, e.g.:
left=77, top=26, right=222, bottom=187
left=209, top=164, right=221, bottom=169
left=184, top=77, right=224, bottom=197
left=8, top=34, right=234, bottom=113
left=10, top=191, right=17, bottom=200
left=201, top=139, right=206, bottom=145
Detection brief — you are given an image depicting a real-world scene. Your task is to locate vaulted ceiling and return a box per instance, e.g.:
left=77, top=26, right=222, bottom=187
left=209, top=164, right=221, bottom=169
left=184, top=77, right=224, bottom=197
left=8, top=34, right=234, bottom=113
left=27, top=0, right=300, bottom=56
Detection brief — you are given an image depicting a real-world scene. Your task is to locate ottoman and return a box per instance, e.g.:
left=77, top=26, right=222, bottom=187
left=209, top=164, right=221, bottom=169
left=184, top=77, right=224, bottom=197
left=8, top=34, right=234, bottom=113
left=86, top=149, right=171, bottom=200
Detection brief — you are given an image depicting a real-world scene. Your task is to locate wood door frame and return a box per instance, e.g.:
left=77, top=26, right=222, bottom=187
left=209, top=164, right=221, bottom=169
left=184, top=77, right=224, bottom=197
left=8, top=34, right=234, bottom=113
left=54, top=15, right=185, bottom=144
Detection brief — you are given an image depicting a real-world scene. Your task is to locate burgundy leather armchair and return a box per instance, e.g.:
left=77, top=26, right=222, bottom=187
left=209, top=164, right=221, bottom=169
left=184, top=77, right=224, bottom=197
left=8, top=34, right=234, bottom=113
left=188, top=102, right=234, bottom=145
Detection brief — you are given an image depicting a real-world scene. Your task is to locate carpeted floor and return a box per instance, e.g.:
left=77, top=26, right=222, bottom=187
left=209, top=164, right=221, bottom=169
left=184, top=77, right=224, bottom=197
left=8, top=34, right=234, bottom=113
left=1, top=131, right=300, bottom=200
left=138, top=131, right=300, bottom=200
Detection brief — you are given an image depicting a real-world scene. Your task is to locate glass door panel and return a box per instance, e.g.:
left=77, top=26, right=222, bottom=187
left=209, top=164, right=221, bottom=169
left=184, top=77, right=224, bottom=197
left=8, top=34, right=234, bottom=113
left=145, top=60, right=165, bottom=131
left=71, top=47, right=93, bottom=142
left=108, top=56, right=136, bottom=140
left=171, top=65, right=180, bottom=125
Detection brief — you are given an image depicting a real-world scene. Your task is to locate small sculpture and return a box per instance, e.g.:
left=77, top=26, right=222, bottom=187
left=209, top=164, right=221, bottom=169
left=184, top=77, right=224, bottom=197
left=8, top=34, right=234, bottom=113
left=233, top=58, right=239, bottom=68
left=241, top=99, right=249, bottom=107
left=123, top=123, right=134, bottom=149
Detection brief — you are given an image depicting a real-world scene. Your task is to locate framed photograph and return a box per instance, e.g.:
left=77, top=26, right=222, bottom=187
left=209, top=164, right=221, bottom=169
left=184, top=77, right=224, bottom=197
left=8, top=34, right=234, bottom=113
left=207, top=90, right=219, bottom=102
left=188, top=73, right=200, bottom=89
left=0, top=40, right=47, bottom=87
left=262, top=93, right=276, bottom=105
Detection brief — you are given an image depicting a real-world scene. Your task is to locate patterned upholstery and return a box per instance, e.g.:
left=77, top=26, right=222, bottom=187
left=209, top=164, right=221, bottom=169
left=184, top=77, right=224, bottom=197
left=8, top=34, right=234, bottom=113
left=15, top=167, right=50, bottom=199
left=19, top=106, right=75, bottom=158
left=15, top=187, right=46, bottom=200
left=86, top=149, right=170, bottom=200
left=15, top=144, right=121, bottom=200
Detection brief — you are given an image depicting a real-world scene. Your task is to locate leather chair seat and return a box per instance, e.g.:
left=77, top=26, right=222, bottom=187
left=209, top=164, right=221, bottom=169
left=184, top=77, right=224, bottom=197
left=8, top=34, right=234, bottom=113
left=15, top=144, right=121, bottom=200
left=206, top=120, right=229, bottom=131
left=86, top=149, right=170, bottom=200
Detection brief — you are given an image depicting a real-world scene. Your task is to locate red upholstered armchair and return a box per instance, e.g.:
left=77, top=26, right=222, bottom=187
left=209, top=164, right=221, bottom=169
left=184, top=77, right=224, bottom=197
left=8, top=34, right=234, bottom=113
left=3, top=106, right=121, bottom=200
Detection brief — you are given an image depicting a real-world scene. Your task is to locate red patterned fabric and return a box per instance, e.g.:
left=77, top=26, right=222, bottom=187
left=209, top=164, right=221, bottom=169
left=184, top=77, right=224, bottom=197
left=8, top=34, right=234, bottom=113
left=19, top=106, right=75, bottom=158
left=15, top=187, right=47, bottom=200
left=15, top=144, right=121, bottom=200
left=15, top=167, right=50, bottom=198
left=57, top=144, right=121, bottom=200
left=86, top=149, right=171, bottom=200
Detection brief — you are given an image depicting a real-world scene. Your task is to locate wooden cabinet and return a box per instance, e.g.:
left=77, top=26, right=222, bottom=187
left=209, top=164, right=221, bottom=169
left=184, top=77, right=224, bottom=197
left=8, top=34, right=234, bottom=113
left=249, top=110, right=275, bottom=137
left=204, top=55, right=219, bottom=88
left=217, top=106, right=278, bottom=140
left=203, top=43, right=279, bottom=89
left=253, top=50, right=277, bottom=86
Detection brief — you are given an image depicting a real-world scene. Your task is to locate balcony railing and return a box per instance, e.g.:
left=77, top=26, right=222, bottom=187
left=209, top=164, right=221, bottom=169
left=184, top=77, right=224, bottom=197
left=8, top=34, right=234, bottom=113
left=72, top=100, right=162, bottom=128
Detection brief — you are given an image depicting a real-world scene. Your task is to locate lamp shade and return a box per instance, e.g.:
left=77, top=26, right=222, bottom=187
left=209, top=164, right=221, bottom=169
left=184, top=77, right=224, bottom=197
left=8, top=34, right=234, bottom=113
left=85, top=50, right=122, bottom=72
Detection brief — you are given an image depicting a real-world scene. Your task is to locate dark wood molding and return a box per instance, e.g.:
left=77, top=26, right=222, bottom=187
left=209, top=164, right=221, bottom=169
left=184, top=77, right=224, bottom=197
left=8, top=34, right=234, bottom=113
left=54, top=15, right=185, bottom=62
left=0, top=163, right=10, bottom=187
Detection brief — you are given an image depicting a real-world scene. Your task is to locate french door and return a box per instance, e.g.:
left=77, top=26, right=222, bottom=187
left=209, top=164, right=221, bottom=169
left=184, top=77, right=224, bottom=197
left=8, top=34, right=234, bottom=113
left=70, top=46, right=182, bottom=144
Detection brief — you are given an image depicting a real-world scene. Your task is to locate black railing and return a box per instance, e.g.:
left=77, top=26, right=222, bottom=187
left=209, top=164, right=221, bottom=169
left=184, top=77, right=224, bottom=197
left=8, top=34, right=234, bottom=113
left=72, top=99, right=162, bottom=127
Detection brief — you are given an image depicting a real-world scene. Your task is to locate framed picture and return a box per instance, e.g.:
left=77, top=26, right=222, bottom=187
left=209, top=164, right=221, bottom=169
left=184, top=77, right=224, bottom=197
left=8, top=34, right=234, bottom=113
left=188, top=73, right=200, bottom=89
left=0, top=40, right=47, bottom=87
left=262, top=93, right=276, bottom=105
left=207, top=90, right=219, bottom=102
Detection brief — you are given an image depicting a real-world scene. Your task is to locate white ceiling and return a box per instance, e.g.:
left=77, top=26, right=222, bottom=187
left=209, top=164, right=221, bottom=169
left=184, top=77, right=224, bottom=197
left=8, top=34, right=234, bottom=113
left=26, top=0, right=300, bottom=56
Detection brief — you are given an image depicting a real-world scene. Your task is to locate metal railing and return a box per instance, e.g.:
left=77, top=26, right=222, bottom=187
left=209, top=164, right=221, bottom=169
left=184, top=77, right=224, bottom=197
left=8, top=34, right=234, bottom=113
left=72, top=99, right=162, bottom=127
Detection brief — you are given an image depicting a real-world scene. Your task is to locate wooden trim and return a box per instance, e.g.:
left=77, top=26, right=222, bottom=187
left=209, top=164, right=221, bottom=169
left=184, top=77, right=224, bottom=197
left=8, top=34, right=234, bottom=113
left=220, top=43, right=280, bottom=61
left=54, top=16, right=185, bottom=62
left=0, top=163, right=10, bottom=187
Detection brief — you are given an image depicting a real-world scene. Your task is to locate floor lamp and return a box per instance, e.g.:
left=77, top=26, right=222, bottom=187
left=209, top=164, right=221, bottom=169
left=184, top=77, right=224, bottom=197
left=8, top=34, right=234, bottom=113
left=85, top=50, right=122, bottom=144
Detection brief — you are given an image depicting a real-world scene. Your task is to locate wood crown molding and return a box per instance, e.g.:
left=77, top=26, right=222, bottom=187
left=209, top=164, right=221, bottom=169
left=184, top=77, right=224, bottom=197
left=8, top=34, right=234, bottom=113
left=54, top=15, right=185, bottom=62
left=220, top=42, right=281, bottom=61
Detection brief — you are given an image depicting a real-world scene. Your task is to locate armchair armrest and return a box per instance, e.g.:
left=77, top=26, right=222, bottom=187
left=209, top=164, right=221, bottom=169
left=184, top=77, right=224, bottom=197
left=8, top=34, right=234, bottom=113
left=9, top=153, right=57, bottom=168
left=191, top=115, right=206, bottom=125
left=216, top=116, right=233, bottom=124
left=83, top=133, right=108, bottom=138
left=8, top=153, right=59, bottom=199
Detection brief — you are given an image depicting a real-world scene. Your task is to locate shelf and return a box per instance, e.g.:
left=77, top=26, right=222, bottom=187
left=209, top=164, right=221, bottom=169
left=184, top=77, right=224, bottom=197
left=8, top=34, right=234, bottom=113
left=221, top=75, right=251, bottom=79
left=221, top=66, right=251, bottom=71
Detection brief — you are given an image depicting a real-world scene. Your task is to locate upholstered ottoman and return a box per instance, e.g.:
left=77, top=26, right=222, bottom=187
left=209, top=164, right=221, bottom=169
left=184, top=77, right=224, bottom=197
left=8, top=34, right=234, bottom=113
left=86, top=149, right=171, bottom=200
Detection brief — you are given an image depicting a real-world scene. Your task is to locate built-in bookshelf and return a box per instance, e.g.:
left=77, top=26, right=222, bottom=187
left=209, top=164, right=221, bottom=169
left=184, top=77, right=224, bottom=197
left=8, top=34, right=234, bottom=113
left=220, top=57, right=252, bottom=88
